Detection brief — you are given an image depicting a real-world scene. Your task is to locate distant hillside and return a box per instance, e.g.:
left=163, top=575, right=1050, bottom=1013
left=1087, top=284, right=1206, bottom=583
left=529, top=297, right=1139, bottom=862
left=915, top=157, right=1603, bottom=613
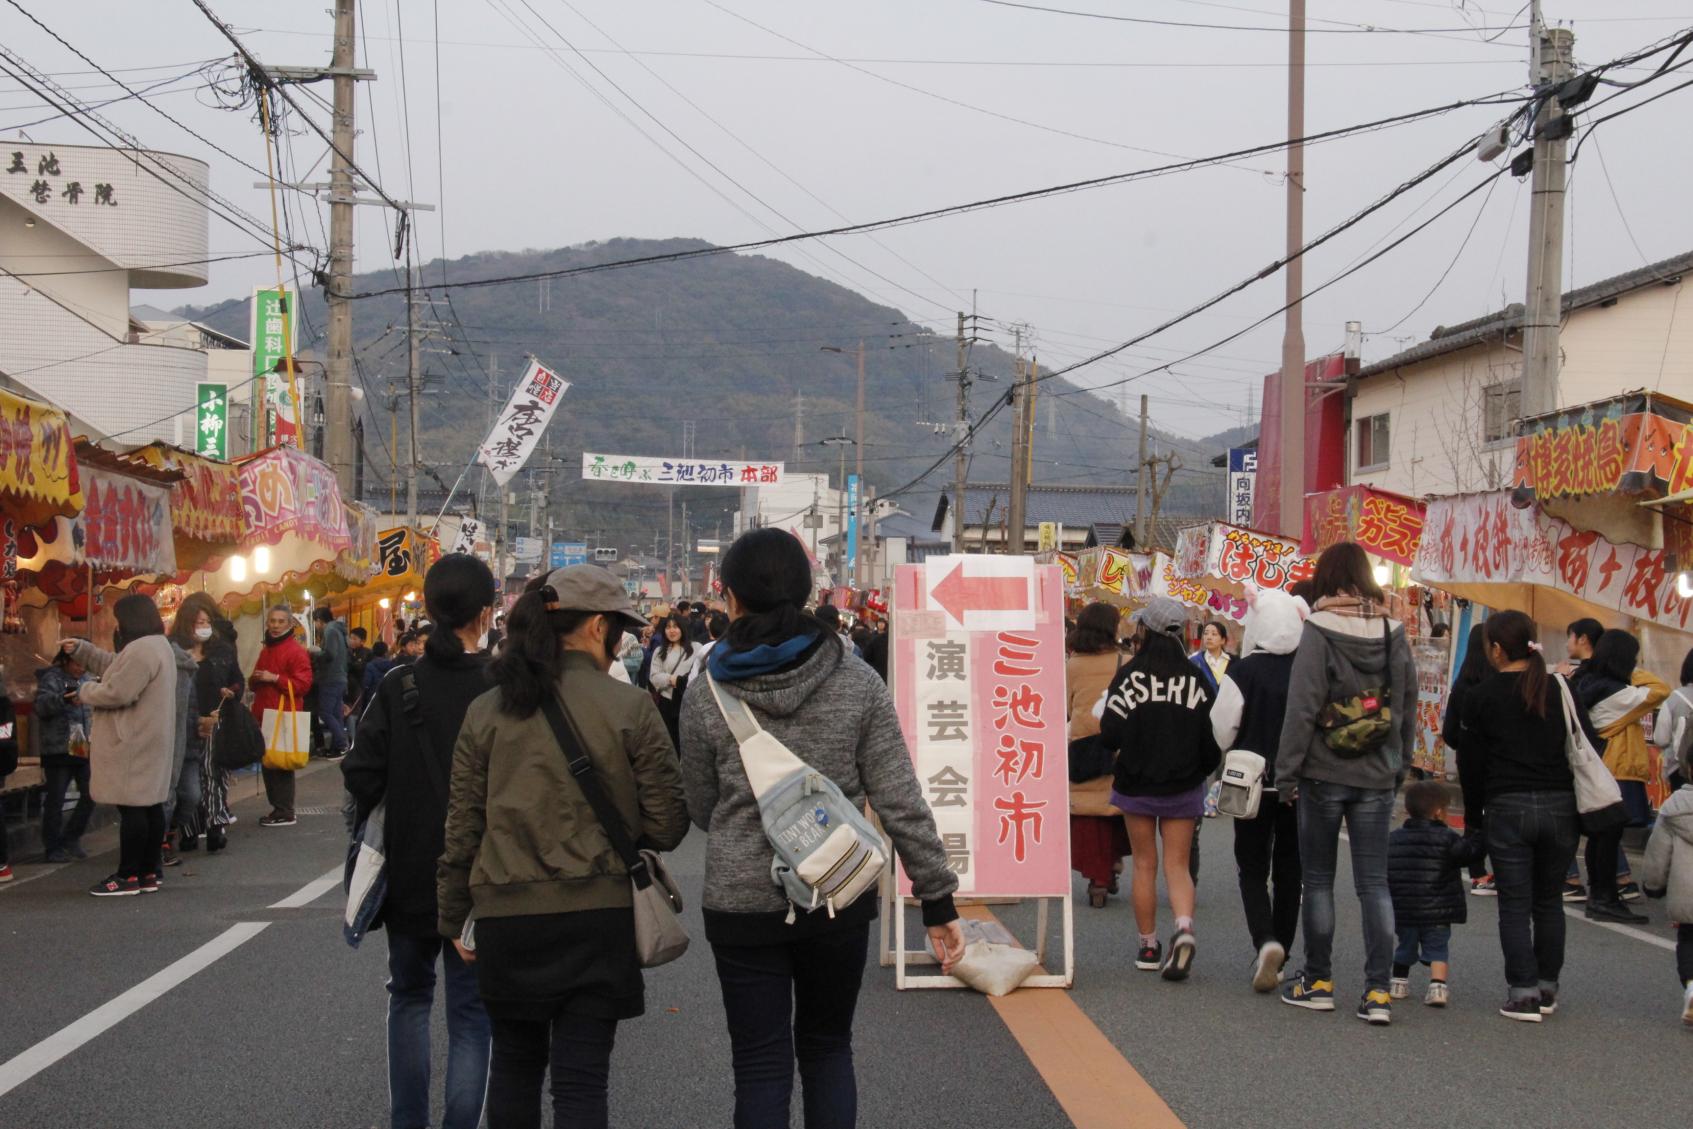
left=185, top=239, right=1226, bottom=545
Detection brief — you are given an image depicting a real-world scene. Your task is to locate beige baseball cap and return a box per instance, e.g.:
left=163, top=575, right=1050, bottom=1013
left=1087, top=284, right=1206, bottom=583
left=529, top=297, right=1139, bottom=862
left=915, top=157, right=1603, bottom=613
left=541, top=565, right=647, bottom=629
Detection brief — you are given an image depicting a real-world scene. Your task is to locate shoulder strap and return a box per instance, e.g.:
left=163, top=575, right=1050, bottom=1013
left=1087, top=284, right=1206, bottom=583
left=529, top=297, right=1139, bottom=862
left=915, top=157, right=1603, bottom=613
left=395, top=667, right=450, bottom=807
left=706, top=674, right=763, bottom=744
left=537, top=691, right=651, bottom=889
left=1382, top=617, right=1393, bottom=698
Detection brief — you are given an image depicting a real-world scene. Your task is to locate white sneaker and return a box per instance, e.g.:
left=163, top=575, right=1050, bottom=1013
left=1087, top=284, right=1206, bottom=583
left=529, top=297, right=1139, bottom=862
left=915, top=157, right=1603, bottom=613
left=1252, top=941, right=1286, bottom=993
left=1425, top=981, right=1450, bottom=1008
left=1681, top=982, right=1693, bottom=1028
left=1389, top=977, right=1410, bottom=1001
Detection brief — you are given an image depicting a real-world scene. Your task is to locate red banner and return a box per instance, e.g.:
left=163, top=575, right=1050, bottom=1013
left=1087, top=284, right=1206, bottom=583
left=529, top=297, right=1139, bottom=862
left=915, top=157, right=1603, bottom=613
left=1301, top=485, right=1426, bottom=567
left=1512, top=393, right=1693, bottom=500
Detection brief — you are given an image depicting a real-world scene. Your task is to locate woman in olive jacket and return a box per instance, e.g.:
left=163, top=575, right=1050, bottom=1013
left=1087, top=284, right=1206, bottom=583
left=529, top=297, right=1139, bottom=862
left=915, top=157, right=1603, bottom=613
left=438, top=565, right=688, bottom=1129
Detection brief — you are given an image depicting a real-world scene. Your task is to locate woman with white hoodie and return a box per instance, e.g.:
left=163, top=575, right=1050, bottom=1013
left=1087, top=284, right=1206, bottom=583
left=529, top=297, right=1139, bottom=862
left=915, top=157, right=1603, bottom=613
left=1211, top=586, right=1308, bottom=993
left=1639, top=737, right=1693, bottom=1026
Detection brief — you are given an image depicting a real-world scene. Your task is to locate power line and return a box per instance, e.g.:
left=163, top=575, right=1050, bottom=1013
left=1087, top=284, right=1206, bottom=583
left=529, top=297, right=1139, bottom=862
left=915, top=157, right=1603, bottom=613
left=970, top=0, right=1528, bottom=40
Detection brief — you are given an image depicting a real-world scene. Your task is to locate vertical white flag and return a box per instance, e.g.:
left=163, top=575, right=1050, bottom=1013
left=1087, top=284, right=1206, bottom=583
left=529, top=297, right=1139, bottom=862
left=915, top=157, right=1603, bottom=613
left=476, top=358, right=569, bottom=486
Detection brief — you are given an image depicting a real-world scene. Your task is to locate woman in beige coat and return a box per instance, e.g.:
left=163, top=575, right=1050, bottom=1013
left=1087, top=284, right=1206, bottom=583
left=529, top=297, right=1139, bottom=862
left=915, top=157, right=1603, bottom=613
left=67, top=593, right=178, bottom=897
left=1068, top=602, right=1128, bottom=907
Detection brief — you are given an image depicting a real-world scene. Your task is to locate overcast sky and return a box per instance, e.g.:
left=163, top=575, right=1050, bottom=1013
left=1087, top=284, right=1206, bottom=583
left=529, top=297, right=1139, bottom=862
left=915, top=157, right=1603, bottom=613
left=4, top=0, right=1690, bottom=439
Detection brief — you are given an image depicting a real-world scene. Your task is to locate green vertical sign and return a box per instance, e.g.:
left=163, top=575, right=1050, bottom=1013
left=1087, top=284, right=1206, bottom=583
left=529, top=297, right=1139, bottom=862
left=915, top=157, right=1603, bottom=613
left=251, top=285, right=295, bottom=445
left=195, top=383, right=228, bottom=460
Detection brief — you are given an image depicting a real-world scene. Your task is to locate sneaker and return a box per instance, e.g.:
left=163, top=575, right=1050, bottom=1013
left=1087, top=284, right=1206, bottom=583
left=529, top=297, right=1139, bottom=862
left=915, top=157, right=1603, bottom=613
left=1356, top=990, right=1393, bottom=1025
left=1134, top=941, right=1163, bottom=971
left=1540, top=989, right=1558, bottom=1015
left=1681, top=982, right=1693, bottom=1028
left=320, top=749, right=346, bottom=763
left=1585, top=899, right=1648, bottom=924
left=179, top=833, right=199, bottom=853
left=42, top=848, right=72, bottom=864
left=206, top=826, right=227, bottom=853
left=161, top=845, right=182, bottom=868
left=1500, top=996, right=1543, bottom=1023
left=1470, top=876, right=1497, bottom=896
left=1251, top=941, right=1286, bottom=993
left=1161, top=930, right=1196, bottom=982
left=67, top=841, right=88, bottom=860
left=1561, top=883, right=1588, bottom=902
left=1389, top=977, right=1410, bottom=1001
left=1617, top=880, right=1643, bottom=902
left=1281, top=974, right=1335, bottom=1011
left=1425, top=981, right=1450, bottom=1008
left=0, top=863, right=12, bottom=883
left=139, top=873, right=161, bottom=893
left=258, top=813, right=297, bottom=828
left=90, top=874, right=139, bottom=897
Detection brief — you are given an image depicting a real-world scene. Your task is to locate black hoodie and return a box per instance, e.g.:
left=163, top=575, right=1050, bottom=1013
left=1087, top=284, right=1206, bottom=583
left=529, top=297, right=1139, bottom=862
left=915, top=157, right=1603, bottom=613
left=1099, top=653, right=1221, bottom=796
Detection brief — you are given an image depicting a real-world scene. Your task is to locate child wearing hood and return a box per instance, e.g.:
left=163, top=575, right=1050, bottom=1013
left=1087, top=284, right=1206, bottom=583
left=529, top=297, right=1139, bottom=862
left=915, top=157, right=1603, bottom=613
left=1640, top=738, right=1693, bottom=1026
left=1212, top=586, right=1308, bottom=993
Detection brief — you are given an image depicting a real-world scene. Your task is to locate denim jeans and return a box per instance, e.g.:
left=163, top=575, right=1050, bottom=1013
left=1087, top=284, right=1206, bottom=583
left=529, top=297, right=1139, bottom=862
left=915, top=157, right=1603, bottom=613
left=170, top=746, right=204, bottom=838
left=712, top=922, right=870, bottom=1129
left=1392, top=924, right=1451, bottom=968
left=1233, top=797, right=1301, bottom=952
left=1295, top=779, right=1396, bottom=992
left=41, top=759, right=94, bottom=853
left=485, top=1012, right=617, bottom=1129
left=1486, top=790, right=1579, bottom=1001
left=385, top=932, right=490, bottom=1129
left=316, top=679, right=349, bottom=754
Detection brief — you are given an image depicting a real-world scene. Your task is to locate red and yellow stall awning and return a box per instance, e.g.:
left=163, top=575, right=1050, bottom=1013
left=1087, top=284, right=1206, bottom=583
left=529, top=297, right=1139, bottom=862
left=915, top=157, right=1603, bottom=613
left=0, top=388, right=83, bottom=528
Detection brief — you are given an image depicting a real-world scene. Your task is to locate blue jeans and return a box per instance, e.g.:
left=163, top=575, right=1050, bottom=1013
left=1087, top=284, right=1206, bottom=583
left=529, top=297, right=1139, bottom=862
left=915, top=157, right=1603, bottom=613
left=1393, top=924, right=1451, bottom=968
left=317, top=679, right=348, bottom=754
left=712, top=922, right=869, bottom=1129
left=386, top=932, right=491, bottom=1129
left=1487, top=790, right=1580, bottom=1001
left=41, top=758, right=94, bottom=853
left=1295, top=779, right=1396, bottom=993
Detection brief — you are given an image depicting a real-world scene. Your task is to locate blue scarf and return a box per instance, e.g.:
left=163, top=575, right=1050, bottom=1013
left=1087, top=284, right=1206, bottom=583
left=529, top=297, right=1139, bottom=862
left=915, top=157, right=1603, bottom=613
left=708, top=633, right=815, bottom=682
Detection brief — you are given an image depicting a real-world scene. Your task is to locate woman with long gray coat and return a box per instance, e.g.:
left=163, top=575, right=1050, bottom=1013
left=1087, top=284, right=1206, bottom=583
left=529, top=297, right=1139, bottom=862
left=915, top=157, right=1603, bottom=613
left=679, top=528, right=964, bottom=1129
left=66, top=593, right=178, bottom=896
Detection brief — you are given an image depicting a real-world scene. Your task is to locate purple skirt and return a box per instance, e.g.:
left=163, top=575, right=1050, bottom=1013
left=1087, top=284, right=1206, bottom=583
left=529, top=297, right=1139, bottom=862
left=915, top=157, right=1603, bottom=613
left=1111, top=783, right=1206, bottom=820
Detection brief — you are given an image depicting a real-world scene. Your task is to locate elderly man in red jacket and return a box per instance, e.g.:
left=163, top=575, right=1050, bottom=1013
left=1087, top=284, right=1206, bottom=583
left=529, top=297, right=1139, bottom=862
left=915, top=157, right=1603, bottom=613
left=250, top=604, right=313, bottom=827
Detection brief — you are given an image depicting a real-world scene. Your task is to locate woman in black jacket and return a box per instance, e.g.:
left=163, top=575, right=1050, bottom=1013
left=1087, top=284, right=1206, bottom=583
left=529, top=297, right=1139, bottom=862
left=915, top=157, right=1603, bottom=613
left=1099, top=595, right=1220, bottom=982
left=169, top=593, right=244, bottom=854
left=1443, top=622, right=1494, bottom=892
left=343, top=554, right=497, bottom=1129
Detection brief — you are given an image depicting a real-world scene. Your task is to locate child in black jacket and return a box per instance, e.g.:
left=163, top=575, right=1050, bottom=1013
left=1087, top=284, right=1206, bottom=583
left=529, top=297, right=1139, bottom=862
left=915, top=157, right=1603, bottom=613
left=1387, top=780, right=1483, bottom=1008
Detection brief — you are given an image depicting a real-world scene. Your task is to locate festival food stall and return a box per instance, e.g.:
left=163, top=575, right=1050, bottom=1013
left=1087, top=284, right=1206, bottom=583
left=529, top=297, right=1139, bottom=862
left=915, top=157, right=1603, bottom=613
left=330, top=525, right=440, bottom=644
left=1162, top=520, right=1315, bottom=624
left=1068, top=547, right=1157, bottom=608
left=127, top=442, right=248, bottom=575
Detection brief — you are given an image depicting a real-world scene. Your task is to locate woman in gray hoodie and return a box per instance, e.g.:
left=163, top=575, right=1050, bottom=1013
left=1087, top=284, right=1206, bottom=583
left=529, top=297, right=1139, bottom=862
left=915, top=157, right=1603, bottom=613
left=1274, top=542, right=1416, bottom=1026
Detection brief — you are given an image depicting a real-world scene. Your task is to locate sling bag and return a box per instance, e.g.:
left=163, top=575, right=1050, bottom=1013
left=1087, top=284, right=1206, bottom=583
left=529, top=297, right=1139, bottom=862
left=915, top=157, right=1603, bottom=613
left=1315, top=617, right=1395, bottom=759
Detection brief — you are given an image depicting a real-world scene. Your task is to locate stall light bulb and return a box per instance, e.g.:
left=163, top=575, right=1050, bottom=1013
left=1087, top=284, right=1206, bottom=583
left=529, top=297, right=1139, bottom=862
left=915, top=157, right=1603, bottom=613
left=252, top=545, right=271, bottom=575
left=228, top=555, right=247, bottom=583
left=403, top=591, right=417, bottom=603
left=1679, top=571, right=1693, bottom=599
left=378, top=597, right=392, bottom=610
left=1372, top=563, right=1393, bottom=588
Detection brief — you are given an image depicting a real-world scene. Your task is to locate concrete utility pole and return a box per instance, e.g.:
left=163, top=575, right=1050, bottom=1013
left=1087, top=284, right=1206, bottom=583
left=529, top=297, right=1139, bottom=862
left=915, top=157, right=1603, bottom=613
left=1521, top=6, right=1574, bottom=418
left=405, top=267, right=421, bottom=526
left=1006, top=329, right=1028, bottom=556
left=952, top=312, right=969, bottom=553
left=1134, top=394, right=1149, bottom=548
left=854, top=339, right=865, bottom=588
left=323, top=0, right=357, bottom=499
left=864, top=484, right=879, bottom=591
left=1277, top=0, right=1308, bottom=541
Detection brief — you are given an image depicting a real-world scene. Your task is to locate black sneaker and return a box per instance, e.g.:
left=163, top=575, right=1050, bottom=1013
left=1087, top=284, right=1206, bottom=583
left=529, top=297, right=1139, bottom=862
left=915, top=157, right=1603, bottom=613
left=139, top=873, right=161, bottom=893
left=179, top=833, right=199, bottom=853
left=1160, top=930, right=1196, bottom=982
left=1585, top=899, right=1647, bottom=924
left=90, top=874, right=139, bottom=897
left=1617, top=880, right=1643, bottom=902
left=161, top=845, right=182, bottom=868
left=258, top=812, right=297, bottom=828
left=1135, top=941, right=1163, bottom=971
left=206, top=826, right=227, bottom=853
left=1561, top=883, right=1588, bottom=903
left=1500, top=997, right=1543, bottom=1023
left=1539, top=989, right=1558, bottom=1015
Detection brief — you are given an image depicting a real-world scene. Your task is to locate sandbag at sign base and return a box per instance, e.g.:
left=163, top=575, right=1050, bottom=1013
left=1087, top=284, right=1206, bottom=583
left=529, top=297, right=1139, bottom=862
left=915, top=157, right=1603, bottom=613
left=951, top=940, right=1041, bottom=997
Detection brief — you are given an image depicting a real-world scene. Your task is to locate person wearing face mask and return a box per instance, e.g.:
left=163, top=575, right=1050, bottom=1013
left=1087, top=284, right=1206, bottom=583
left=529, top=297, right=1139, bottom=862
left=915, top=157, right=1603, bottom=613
left=438, top=565, right=688, bottom=1129
left=344, top=554, right=499, bottom=1129
left=250, top=604, right=314, bottom=828
left=167, top=593, right=245, bottom=855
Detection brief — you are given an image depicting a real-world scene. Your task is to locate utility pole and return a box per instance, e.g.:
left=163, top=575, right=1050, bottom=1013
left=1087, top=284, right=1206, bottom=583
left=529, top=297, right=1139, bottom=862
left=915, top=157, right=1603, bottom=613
left=1521, top=4, right=1574, bottom=418
left=952, top=311, right=969, bottom=553
left=1006, top=329, right=1028, bottom=556
left=853, top=339, right=865, bottom=588
left=1134, top=394, right=1149, bottom=548
left=322, top=0, right=357, bottom=499
left=1277, top=0, right=1308, bottom=541
left=864, top=484, right=879, bottom=591
left=405, top=265, right=421, bottom=526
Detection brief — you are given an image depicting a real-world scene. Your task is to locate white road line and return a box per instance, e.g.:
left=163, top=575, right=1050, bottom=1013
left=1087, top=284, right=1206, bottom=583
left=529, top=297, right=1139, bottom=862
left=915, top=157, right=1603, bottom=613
left=268, top=865, right=343, bottom=910
left=1564, top=908, right=1678, bottom=951
left=0, top=921, right=270, bottom=1099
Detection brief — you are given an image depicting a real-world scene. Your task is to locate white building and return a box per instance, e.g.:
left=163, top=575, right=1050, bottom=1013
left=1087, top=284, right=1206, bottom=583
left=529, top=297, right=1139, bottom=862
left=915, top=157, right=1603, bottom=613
left=735, top=470, right=846, bottom=565
left=0, top=141, right=255, bottom=446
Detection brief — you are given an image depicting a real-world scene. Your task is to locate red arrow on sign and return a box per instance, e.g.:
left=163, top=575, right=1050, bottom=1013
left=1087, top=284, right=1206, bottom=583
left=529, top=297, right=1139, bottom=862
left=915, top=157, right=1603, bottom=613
left=931, top=561, right=1029, bottom=623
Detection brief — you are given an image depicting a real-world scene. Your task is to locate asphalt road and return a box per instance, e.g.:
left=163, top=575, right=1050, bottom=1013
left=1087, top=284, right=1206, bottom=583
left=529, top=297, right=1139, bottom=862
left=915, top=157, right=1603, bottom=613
left=1, top=766, right=1689, bottom=1129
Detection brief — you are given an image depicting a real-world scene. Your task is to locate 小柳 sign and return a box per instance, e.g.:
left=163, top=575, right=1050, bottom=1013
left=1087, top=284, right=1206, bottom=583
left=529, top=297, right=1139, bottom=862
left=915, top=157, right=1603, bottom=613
left=195, top=383, right=227, bottom=460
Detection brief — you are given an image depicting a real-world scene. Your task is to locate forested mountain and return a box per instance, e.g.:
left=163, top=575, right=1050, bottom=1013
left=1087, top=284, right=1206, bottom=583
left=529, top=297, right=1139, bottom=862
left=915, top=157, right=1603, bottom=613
left=185, top=239, right=1228, bottom=545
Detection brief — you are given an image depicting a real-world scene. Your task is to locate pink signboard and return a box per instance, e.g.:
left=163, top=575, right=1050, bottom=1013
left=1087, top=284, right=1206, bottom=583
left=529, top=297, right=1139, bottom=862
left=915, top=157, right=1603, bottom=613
left=892, top=558, right=1070, bottom=898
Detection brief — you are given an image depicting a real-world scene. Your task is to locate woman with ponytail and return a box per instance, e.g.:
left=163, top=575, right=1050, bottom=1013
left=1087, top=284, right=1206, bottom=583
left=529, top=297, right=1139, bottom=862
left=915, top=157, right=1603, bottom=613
left=1460, top=610, right=1587, bottom=1022
left=679, top=527, right=963, bottom=1128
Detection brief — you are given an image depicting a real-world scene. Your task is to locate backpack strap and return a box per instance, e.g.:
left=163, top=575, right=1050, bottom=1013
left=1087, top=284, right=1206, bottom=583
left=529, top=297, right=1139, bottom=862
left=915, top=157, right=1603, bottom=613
left=706, top=675, right=764, bottom=744
left=396, top=667, right=450, bottom=808
left=704, top=673, right=810, bottom=799
left=537, top=691, right=651, bottom=890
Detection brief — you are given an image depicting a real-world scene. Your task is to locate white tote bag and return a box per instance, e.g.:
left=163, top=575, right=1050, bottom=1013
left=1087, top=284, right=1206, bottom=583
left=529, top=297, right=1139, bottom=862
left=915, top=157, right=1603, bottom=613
left=1553, top=674, right=1626, bottom=829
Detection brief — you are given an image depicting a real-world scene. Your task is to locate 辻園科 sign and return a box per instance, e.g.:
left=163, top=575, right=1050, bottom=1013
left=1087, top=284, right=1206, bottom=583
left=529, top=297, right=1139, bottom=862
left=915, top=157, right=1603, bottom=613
left=251, top=286, right=298, bottom=447
left=476, top=359, right=570, bottom=487
left=582, top=453, right=784, bottom=487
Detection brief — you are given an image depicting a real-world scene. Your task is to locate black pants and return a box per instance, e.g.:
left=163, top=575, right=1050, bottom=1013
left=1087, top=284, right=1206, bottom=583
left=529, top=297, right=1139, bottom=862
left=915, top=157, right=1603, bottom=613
left=712, top=922, right=868, bottom=1129
left=1466, top=814, right=1489, bottom=882
left=1585, top=824, right=1626, bottom=902
left=1487, top=791, right=1579, bottom=998
left=262, top=767, right=295, bottom=819
left=1678, top=924, right=1693, bottom=986
left=484, top=1012, right=616, bottom=1129
left=1233, top=797, right=1301, bottom=952
left=42, top=758, right=94, bottom=853
left=117, top=804, right=164, bottom=879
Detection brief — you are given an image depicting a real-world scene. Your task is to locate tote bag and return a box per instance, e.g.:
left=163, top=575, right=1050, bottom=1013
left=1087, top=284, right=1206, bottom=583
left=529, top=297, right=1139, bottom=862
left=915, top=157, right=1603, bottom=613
left=261, top=685, right=312, bottom=771
left=1553, top=674, right=1628, bottom=834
